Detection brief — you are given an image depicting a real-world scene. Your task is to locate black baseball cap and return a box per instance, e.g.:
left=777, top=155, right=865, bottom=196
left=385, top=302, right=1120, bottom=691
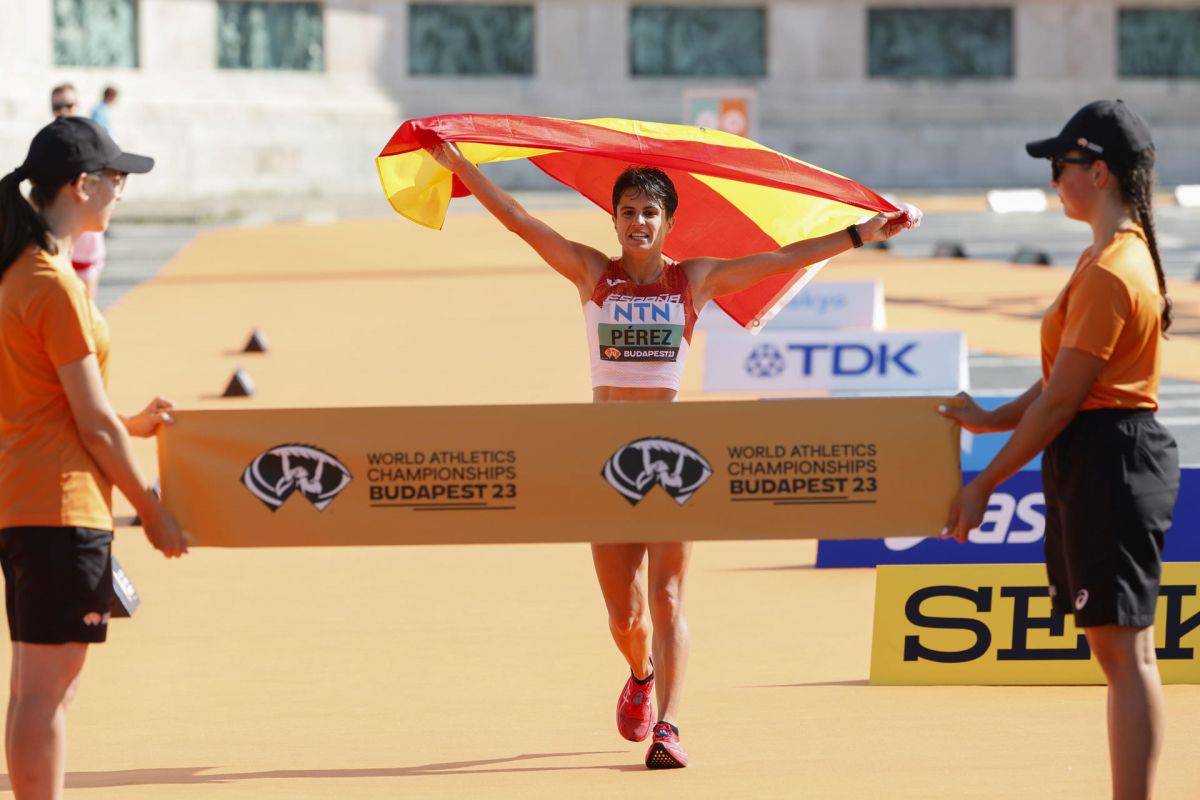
left=1025, top=99, right=1153, bottom=166
left=18, top=116, right=153, bottom=184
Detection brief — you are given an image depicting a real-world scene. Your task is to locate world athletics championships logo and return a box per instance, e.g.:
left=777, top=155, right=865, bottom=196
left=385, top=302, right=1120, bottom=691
left=744, top=343, right=785, bottom=378
left=241, top=444, right=353, bottom=512
left=601, top=438, right=713, bottom=506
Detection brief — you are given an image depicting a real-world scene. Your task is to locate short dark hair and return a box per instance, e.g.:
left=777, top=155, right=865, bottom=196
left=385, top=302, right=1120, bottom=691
left=103, top=86, right=119, bottom=102
left=50, top=83, right=76, bottom=98
left=611, top=167, right=678, bottom=218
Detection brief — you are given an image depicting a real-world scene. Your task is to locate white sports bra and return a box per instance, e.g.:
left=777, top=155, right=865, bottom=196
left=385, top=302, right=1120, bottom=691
left=583, top=258, right=699, bottom=391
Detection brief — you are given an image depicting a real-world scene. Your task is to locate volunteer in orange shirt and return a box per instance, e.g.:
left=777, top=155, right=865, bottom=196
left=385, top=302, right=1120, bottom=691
left=941, top=100, right=1179, bottom=800
left=0, top=117, right=187, bottom=799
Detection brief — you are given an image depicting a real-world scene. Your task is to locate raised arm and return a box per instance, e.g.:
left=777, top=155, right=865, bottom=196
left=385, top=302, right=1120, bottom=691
left=684, top=209, right=918, bottom=308
left=427, top=142, right=607, bottom=297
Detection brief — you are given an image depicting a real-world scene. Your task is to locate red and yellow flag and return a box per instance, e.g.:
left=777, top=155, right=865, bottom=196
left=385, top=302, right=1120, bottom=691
left=376, top=114, right=896, bottom=331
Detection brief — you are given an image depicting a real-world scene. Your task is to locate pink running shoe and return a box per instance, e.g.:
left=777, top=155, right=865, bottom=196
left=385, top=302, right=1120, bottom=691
left=616, top=672, right=654, bottom=742
left=645, top=722, right=688, bottom=769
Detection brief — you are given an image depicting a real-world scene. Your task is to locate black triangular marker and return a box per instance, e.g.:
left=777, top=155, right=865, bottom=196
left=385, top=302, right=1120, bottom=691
left=243, top=328, right=269, bottom=353
left=222, top=367, right=256, bottom=398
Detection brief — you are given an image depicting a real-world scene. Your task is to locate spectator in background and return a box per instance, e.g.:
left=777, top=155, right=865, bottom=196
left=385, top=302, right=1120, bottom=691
left=49, top=85, right=107, bottom=299
left=90, top=86, right=118, bottom=134
left=50, top=84, right=78, bottom=119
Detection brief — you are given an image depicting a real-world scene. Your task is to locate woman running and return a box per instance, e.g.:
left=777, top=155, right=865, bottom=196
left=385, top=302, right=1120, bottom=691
left=942, top=100, right=1179, bottom=800
left=429, top=141, right=917, bottom=768
left=1, top=116, right=187, bottom=799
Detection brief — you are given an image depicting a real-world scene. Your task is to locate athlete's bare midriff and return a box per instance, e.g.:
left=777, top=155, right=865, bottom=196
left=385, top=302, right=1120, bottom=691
left=593, top=386, right=678, bottom=403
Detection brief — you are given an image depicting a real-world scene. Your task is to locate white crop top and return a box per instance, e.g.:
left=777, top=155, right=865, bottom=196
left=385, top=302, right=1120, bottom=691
left=583, top=258, right=699, bottom=391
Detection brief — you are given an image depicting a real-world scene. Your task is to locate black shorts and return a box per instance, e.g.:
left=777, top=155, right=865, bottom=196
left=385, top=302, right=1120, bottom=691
left=0, top=526, right=113, bottom=644
left=1042, top=409, right=1180, bottom=628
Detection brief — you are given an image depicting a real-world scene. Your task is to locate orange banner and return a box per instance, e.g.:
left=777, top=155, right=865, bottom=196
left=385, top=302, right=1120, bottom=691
left=158, top=398, right=960, bottom=547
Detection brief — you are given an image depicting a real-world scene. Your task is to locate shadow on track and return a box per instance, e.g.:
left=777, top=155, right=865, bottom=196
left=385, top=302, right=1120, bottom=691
left=0, top=751, right=642, bottom=789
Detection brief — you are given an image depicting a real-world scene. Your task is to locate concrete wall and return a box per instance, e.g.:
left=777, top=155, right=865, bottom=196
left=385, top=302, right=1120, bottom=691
left=2, top=0, right=1198, bottom=205
left=0, top=0, right=404, bottom=208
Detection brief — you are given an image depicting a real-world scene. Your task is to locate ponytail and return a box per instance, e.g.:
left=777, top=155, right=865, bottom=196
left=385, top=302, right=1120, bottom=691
left=1112, top=148, right=1172, bottom=334
left=0, top=168, right=66, bottom=281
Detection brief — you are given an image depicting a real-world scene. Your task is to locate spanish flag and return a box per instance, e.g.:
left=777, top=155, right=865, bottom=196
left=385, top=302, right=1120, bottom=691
left=377, top=115, right=895, bottom=331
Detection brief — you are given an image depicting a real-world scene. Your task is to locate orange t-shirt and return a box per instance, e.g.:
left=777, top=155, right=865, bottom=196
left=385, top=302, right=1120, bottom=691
left=1040, top=226, right=1163, bottom=411
left=0, top=244, right=113, bottom=530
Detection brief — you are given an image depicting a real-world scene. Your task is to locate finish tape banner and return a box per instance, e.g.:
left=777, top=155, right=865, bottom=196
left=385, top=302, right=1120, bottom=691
left=871, top=562, right=1200, bottom=685
left=157, top=398, right=959, bottom=547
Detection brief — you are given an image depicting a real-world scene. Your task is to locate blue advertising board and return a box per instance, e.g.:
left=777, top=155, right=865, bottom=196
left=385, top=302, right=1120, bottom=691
left=960, top=396, right=1041, bottom=473
left=817, top=393, right=1196, bottom=567
left=815, top=468, right=1198, bottom=567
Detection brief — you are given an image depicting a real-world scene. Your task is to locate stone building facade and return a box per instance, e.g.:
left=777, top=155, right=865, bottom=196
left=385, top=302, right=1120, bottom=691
left=2, top=0, right=1198, bottom=203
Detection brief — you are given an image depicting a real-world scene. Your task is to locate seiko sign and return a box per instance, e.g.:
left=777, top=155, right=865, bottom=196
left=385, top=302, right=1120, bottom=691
left=702, top=330, right=967, bottom=393
left=870, top=563, right=1200, bottom=685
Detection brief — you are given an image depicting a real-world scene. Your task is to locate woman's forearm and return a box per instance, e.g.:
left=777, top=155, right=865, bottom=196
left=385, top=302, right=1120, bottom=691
left=986, top=381, right=1043, bottom=432
left=78, top=414, right=161, bottom=521
left=442, top=152, right=533, bottom=233
left=976, top=393, right=1075, bottom=490
left=774, top=229, right=856, bottom=273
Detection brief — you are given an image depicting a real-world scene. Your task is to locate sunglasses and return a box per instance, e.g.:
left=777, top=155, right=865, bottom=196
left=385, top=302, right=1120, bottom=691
left=87, top=170, right=128, bottom=194
left=1051, top=155, right=1096, bottom=182
left=51, top=102, right=76, bottom=112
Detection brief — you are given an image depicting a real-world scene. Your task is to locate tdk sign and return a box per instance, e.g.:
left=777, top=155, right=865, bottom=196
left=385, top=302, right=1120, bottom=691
left=704, top=330, right=967, bottom=393
left=744, top=342, right=918, bottom=378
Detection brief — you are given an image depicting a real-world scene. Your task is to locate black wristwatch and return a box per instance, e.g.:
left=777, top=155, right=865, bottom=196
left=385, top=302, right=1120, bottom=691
left=846, top=224, right=863, bottom=248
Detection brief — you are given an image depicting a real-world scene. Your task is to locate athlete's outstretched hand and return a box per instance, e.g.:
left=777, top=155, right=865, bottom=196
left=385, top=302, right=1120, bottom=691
left=895, top=202, right=923, bottom=229
left=427, top=141, right=467, bottom=172
left=857, top=202, right=923, bottom=243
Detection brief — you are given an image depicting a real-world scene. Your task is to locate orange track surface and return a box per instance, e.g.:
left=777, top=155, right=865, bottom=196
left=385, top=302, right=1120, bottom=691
left=3, top=208, right=1198, bottom=798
